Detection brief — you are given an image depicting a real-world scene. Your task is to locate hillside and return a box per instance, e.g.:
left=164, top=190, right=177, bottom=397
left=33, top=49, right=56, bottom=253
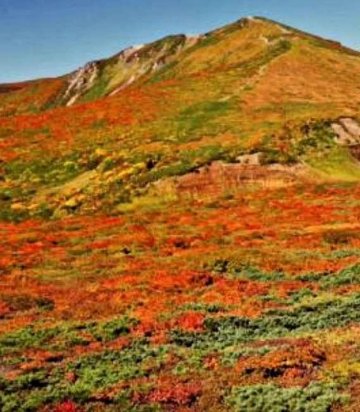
left=0, top=16, right=360, bottom=412
left=1, top=17, right=360, bottom=221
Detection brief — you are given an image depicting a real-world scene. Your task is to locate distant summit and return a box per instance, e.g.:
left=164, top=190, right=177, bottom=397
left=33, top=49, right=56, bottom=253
left=1, top=16, right=359, bottom=113
left=0, top=15, right=360, bottom=219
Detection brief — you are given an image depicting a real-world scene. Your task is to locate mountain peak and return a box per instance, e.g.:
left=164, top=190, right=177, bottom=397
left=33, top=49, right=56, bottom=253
left=1, top=13, right=360, bottom=411
left=1, top=16, right=360, bottom=113
left=54, top=16, right=295, bottom=106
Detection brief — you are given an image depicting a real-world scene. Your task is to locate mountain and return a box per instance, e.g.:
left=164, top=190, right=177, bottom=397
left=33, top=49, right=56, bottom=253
left=1, top=16, right=360, bottom=412
left=1, top=16, right=360, bottom=220
left=3, top=17, right=360, bottom=112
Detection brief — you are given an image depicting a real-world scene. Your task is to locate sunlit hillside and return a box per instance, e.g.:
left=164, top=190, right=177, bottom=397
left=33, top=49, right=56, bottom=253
left=0, top=16, right=360, bottom=412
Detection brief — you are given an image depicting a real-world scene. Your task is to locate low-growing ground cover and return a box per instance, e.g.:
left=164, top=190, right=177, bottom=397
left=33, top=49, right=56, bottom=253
left=1, top=14, right=360, bottom=412
left=0, top=182, right=359, bottom=411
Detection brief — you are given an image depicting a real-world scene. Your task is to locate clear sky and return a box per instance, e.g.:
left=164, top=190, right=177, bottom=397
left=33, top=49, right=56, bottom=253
left=1, top=0, right=360, bottom=83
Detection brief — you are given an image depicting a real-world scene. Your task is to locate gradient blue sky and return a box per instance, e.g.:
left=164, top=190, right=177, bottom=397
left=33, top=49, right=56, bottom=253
left=1, top=0, right=359, bottom=83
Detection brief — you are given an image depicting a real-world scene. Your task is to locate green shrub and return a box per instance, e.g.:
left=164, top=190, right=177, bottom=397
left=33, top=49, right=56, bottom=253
left=181, top=303, right=226, bottom=313
left=0, top=339, right=167, bottom=410
left=89, top=316, right=138, bottom=342
left=226, top=382, right=345, bottom=412
left=0, top=316, right=137, bottom=355
left=320, top=264, right=360, bottom=288
left=171, top=294, right=360, bottom=350
left=67, top=341, right=168, bottom=392
left=208, top=260, right=285, bottom=281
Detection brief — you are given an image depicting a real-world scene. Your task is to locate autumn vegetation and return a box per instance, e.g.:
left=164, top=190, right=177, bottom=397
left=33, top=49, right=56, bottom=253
left=0, top=16, right=360, bottom=411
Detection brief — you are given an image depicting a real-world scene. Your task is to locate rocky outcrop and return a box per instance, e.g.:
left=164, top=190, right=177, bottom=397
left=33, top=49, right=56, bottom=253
left=62, top=62, right=99, bottom=106
left=236, top=152, right=263, bottom=165
left=155, top=161, right=309, bottom=198
left=332, top=118, right=360, bottom=146
left=117, top=44, right=144, bottom=63
left=331, top=118, right=360, bottom=162
left=59, top=34, right=203, bottom=105
left=108, top=35, right=203, bottom=97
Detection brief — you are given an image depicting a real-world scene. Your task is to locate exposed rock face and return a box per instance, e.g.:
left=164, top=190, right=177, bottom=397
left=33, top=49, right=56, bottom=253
left=117, top=44, right=144, bottom=62
left=155, top=161, right=308, bottom=198
left=331, top=118, right=360, bottom=161
left=60, top=35, right=203, bottom=105
left=340, top=118, right=360, bottom=137
left=62, top=62, right=99, bottom=106
left=332, top=118, right=360, bottom=146
left=236, top=152, right=263, bottom=165
left=108, top=35, right=203, bottom=97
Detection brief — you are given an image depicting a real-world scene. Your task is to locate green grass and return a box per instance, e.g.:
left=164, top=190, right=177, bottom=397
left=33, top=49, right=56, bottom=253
left=169, top=99, right=234, bottom=142
left=291, top=121, right=360, bottom=181
left=79, top=75, right=109, bottom=103
left=308, top=146, right=360, bottom=181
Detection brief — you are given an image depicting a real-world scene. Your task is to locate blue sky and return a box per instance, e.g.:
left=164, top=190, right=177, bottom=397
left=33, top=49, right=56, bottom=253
left=1, top=0, right=359, bottom=83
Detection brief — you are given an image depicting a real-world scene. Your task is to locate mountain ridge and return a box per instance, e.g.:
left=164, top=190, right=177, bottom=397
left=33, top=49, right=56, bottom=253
left=2, top=16, right=360, bottom=113
left=0, top=16, right=360, bottom=219
left=1, top=15, right=360, bottom=411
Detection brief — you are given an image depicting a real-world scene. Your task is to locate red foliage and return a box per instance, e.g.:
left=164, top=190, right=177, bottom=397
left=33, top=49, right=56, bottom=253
left=0, top=301, right=10, bottom=318
left=53, top=401, right=81, bottom=412
left=235, top=339, right=326, bottom=385
left=135, top=378, right=202, bottom=407
left=174, top=312, right=205, bottom=332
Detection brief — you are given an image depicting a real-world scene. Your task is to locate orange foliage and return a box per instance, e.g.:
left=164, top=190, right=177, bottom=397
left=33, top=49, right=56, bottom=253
left=134, top=377, right=202, bottom=407
left=174, top=312, right=205, bottom=332
left=236, top=339, right=326, bottom=385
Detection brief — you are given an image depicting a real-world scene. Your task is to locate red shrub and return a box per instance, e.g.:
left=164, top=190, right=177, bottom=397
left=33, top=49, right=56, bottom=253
left=53, top=401, right=80, bottom=412
left=174, top=312, right=205, bottom=331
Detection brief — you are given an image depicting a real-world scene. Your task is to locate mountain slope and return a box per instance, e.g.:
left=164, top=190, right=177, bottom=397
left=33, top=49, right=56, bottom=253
left=0, top=17, right=360, bottom=220
left=3, top=16, right=360, bottom=113
left=1, top=16, right=360, bottom=412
